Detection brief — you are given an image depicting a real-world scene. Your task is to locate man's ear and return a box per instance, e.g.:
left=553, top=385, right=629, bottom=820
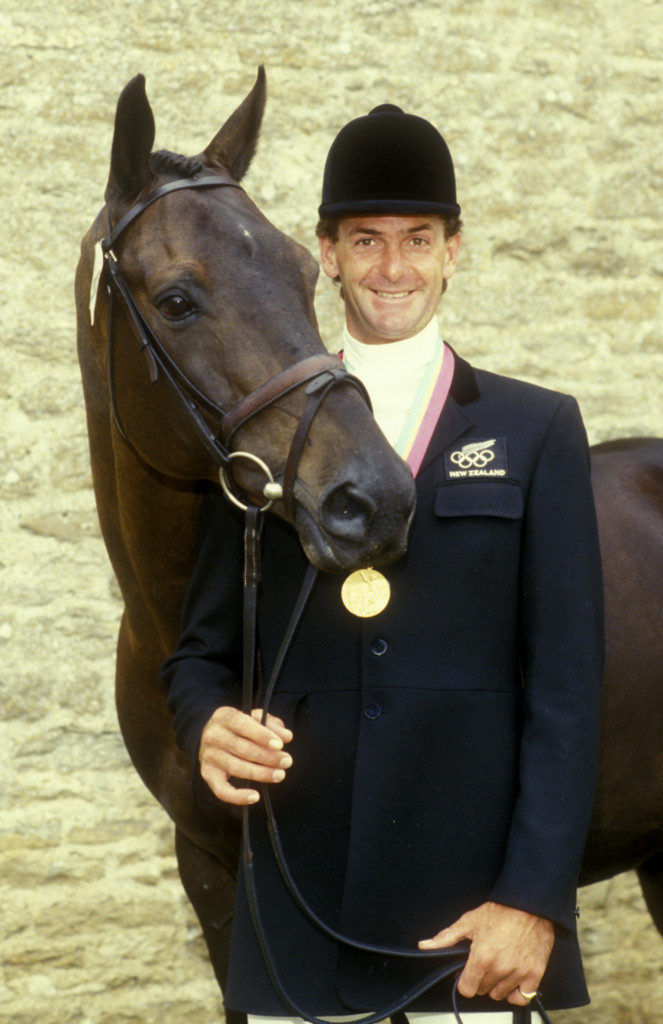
left=318, top=234, right=340, bottom=281
left=443, top=231, right=462, bottom=280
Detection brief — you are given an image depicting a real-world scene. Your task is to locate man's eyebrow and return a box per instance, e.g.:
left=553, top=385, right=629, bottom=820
left=347, top=223, right=434, bottom=237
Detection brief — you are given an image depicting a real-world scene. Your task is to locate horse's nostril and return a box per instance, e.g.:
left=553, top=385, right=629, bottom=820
left=326, top=489, right=369, bottom=521
left=321, top=483, right=375, bottom=540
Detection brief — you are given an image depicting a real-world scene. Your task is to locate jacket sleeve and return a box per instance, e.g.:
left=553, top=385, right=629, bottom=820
left=488, top=394, right=604, bottom=932
left=161, top=488, right=245, bottom=770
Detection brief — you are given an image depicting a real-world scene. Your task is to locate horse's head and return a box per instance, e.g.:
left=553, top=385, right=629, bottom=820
left=92, top=70, right=415, bottom=572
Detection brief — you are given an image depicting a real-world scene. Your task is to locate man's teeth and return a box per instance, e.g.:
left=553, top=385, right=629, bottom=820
left=375, top=290, right=411, bottom=298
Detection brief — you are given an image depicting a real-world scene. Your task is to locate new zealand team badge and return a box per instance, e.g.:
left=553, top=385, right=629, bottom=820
left=444, top=437, right=508, bottom=478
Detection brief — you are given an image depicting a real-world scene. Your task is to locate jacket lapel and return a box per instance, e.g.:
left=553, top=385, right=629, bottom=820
left=418, top=348, right=479, bottom=474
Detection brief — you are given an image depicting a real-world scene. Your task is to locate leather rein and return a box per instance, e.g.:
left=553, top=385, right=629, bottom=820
left=100, top=171, right=370, bottom=516
left=100, top=172, right=551, bottom=1024
left=242, top=514, right=551, bottom=1024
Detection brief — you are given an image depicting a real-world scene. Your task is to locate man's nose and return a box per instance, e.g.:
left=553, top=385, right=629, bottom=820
left=378, top=244, right=407, bottom=281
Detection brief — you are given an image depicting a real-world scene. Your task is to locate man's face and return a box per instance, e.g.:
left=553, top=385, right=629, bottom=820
left=319, top=215, right=461, bottom=345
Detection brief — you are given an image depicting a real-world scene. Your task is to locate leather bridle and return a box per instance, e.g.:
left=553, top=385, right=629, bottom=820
left=100, top=171, right=370, bottom=516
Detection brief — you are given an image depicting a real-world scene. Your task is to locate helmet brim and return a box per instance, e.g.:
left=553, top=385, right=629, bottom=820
left=318, top=197, right=461, bottom=218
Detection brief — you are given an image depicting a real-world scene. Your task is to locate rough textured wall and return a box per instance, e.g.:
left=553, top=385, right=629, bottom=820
left=1, top=1, right=661, bottom=1022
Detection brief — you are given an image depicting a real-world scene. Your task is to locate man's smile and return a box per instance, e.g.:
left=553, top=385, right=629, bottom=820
left=371, top=289, right=416, bottom=299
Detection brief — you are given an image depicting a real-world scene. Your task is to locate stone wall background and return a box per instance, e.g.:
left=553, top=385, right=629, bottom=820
left=1, top=1, right=662, bottom=1022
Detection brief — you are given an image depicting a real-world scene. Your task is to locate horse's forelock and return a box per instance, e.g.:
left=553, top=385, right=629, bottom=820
left=149, top=150, right=204, bottom=179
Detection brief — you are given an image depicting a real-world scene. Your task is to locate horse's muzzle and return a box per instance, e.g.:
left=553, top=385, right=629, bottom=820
left=311, top=464, right=416, bottom=570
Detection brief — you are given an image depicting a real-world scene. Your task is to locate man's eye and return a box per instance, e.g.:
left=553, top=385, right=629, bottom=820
left=356, top=237, right=375, bottom=247
left=409, top=236, right=428, bottom=246
left=158, top=293, right=195, bottom=320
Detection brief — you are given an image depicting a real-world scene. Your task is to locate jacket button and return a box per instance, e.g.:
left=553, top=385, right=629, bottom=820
left=364, top=703, right=382, bottom=719
left=370, top=638, right=388, bottom=656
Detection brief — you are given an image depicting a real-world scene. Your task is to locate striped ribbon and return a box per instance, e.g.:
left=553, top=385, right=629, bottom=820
left=394, top=338, right=455, bottom=477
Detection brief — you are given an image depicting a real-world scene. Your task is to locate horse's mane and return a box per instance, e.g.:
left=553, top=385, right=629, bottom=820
left=149, top=149, right=204, bottom=178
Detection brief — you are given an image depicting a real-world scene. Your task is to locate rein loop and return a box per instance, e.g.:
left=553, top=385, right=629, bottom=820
left=240, top=539, right=553, bottom=1024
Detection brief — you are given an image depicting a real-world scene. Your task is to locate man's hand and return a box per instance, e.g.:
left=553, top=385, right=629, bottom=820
left=199, top=707, right=293, bottom=806
left=418, top=901, right=554, bottom=1006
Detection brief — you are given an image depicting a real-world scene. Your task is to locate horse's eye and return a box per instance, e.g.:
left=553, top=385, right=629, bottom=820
left=158, top=293, right=195, bottom=321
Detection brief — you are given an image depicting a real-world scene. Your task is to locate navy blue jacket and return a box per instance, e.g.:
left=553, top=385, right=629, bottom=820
left=162, top=352, right=604, bottom=1016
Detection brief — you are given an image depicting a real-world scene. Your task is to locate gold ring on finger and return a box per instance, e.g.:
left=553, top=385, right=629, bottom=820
left=518, top=988, right=537, bottom=1001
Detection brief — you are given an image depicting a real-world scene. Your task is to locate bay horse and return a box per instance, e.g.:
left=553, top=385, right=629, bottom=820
left=75, top=71, right=663, bottom=1005
left=581, top=437, right=663, bottom=933
left=75, top=68, right=415, bottom=997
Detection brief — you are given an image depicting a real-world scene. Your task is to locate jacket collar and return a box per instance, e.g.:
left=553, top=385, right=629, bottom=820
left=418, top=348, right=480, bottom=473
left=448, top=348, right=480, bottom=405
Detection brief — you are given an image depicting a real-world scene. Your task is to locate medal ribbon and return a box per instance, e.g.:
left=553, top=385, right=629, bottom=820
left=339, top=339, right=455, bottom=617
left=339, top=336, right=455, bottom=476
left=394, top=337, right=455, bottom=477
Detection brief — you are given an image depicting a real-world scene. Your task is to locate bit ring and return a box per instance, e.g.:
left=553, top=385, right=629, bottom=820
left=219, top=451, right=283, bottom=512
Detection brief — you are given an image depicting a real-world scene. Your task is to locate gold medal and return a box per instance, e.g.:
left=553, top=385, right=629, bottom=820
left=341, top=568, right=390, bottom=618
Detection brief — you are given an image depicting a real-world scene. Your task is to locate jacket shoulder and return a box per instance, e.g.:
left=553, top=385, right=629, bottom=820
left=462, top=364, right=585, bottom=444
left=471, top=364, right=575, bottom=414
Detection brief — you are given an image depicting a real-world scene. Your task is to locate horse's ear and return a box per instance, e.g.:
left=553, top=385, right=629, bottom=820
left=203, top=66, right=266, bottom=181
left=105, top=74, right=155, bottom=209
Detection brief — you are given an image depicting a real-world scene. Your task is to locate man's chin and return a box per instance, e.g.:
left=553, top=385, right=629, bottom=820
left=357, top=300, right=429, bottom=342
left=365, top=318, right=423, bottom=343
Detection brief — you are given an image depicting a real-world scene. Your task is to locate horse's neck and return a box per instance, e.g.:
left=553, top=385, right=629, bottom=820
left=108, top=443, right=206, bottom=652
left=77, top=221, right=205, bottom=655
left=79, top=341, right=204, bottom=655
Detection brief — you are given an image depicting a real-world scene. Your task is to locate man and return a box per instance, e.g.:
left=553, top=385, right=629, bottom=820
left=163, top=105, right=604, bottom=1024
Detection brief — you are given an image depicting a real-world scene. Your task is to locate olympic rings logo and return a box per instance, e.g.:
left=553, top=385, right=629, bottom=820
left=450, top=440, right=496, bottom=470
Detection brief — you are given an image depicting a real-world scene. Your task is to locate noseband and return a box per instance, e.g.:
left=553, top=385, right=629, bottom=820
left=100, top=171, right=370, bottom=516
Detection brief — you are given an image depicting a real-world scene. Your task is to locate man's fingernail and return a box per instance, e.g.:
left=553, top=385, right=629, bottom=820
left=279, top=755, right=293, bottom=768
left=272, top=769, right=286, bottom=782
left=268, top=738, right=283, bottom=750
left=247, top=792, right=260, bottom=803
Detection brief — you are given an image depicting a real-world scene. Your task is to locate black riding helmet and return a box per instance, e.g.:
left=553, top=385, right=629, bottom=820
left=318, top=104, right=460, bottom=218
